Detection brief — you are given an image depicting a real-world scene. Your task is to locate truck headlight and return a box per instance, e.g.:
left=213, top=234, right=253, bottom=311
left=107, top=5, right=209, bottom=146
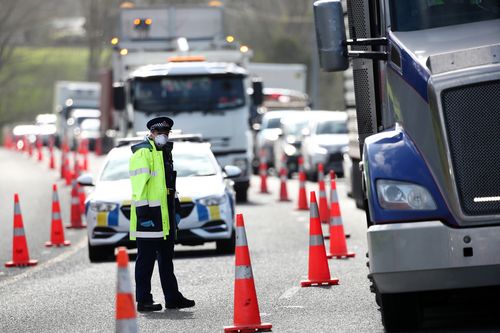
left=199, top=195, right=227, bottom=206
left=89, top=202, right=118, bottom=212
left=376, top=180, right=437, bottom=210
left=284, top=144, right=297, bottom=156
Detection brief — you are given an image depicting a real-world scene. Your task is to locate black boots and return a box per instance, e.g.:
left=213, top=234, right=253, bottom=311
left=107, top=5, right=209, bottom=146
left=165, top=296, right=195, bottom=309
left=137, top=301, right=163, bottom=312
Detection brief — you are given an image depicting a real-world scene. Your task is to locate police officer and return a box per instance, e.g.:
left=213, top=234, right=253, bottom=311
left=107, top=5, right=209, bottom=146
left=129, top=116, right=195, bottom=312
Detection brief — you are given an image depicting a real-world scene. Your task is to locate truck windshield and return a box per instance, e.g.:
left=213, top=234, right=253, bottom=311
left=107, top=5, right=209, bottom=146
left=132, top=75, right=245, bottom=112
left=390, top=0, right=500, bottom=31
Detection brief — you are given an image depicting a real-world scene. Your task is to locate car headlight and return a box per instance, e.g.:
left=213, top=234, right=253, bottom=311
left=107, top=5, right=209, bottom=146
left=377, top=180, right=437, bottom=210
left=312, top=145, right=328, bottom=155
left=199, top=195, right=227, bottom=206
left=89, top=202, right=118, bottom=212
left=284, top=144, right=297, bottom=156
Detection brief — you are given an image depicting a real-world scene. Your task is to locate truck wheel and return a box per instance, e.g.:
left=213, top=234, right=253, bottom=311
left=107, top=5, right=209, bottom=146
left=88, top=242, right=115, bottom=263
left=380, top=292, right=421, bottom=332
left=216, top=231, right=235, bottom=254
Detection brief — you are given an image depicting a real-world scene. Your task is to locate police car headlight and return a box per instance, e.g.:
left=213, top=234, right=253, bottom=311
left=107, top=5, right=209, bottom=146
left=377, top=180, right=436, bottom=210
left=90, top=202, right=118, bottom=212
left=199, top=195, right=227, bottom=206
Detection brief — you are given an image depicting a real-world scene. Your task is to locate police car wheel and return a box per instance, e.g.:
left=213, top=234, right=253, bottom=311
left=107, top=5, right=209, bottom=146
left=88, top=241, right=115, bottom=263
left=216, top=231, right=235, bottom=254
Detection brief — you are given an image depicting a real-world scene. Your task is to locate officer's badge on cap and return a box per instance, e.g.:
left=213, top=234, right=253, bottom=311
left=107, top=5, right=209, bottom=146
left=147, top=117, right=174, bottom=130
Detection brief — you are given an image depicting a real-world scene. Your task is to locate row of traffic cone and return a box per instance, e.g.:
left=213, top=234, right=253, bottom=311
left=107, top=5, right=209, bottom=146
left=4, top=182, right=86, bottom=268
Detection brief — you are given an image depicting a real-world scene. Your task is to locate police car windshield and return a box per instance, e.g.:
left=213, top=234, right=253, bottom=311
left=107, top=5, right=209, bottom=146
left=390, top=0, right=500, bottom=31
left=100, top=149, right=217, bottom=181
left=132, top=75, right=245, bottom=113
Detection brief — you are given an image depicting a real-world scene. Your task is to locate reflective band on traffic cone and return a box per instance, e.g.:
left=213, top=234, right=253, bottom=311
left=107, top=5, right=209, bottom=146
left=259, top=151, right=269, bottom=194
left=300, top=191, right=339, bottom=287
left=278, top=156, right=290, bottom=201
left=5, top=194, right=38, bottom=267
left=67, top=180, right=86, bottom=229
left=317, top=163, right=329, bottom=224
left=297, top=156, right=308, bottom=210
left=115, top=247, right=138, bottom=333
left=327, top=171, right=355, bottom=259
left=224, top=214, right=272, bottom=333
left=46, top=184, right=71, bottom=247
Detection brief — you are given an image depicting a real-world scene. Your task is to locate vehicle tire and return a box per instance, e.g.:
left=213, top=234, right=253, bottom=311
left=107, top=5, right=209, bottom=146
left=216, top=231, right=235, bottom=254
left=380, top=292, right=421, bottom=332
left=235, top=188, right=248, bottom=203
left=88, top=242, right=115, bottom=263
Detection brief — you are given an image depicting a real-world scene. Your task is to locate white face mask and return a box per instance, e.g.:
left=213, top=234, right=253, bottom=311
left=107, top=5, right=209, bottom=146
left=153, top=134, right=168, bottom=147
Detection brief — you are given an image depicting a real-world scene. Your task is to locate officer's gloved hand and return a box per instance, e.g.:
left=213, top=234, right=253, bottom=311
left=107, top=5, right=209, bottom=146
left=175, top=213, right=181, bottom=227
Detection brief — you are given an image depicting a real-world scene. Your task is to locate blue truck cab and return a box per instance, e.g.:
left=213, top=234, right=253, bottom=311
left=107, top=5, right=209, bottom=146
left=314, top=0, right=500, bottom=330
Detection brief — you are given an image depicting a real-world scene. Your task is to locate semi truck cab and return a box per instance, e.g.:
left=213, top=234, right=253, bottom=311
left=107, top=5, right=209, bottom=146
left=314, top=0, right=500, bottom=330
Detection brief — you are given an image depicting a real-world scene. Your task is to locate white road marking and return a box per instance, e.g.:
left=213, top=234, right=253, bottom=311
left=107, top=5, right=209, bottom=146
left=0, top=237, right=87, bottom=288
left=279, top=286, right=300, bottom=299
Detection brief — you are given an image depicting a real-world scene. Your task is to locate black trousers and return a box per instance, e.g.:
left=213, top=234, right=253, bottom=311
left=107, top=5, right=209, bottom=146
left=135, top=234, right=181, bottom=304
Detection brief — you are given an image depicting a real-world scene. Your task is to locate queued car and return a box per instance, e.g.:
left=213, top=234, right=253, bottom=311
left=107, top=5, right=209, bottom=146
left=78, top=137, right=241, bottom=262
left=66, top=108, right=101, bottom=150
left=301, top=111, right=348, bottom=180
left=273, top=111, right=318, bottom=176
left=253, top=110, right=300, bottom=172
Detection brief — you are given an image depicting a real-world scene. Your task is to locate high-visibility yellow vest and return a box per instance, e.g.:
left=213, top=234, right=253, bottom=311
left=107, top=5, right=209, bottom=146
left=129, top=138, right=170, bottom=240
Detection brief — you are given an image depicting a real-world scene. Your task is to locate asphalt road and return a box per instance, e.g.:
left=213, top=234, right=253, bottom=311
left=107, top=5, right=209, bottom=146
left=1, top=147, right=499, bottom=332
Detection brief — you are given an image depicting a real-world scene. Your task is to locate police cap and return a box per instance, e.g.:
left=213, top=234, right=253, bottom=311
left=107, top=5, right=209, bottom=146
left=146, top=117, right=174, bottom=131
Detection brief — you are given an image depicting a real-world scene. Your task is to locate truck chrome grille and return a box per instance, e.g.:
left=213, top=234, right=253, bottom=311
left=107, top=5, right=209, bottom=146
left=442, top=80, right=500, bottom=215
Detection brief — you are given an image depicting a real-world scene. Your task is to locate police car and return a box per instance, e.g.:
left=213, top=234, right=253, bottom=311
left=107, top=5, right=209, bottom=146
left=78, top=136, right=240, bottom=262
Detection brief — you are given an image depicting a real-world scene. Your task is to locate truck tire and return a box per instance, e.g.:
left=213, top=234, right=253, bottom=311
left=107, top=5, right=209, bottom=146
left=380, top=292, right=421, bottom=332
left=216, top=231, right=235, bottom=254
left=88, top=242, right=115, bottom=263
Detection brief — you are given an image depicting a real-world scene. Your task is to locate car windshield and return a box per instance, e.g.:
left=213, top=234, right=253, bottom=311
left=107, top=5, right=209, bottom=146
left=316, top=120, right=348, bottom=135
left=100, top=148, right=217, bottom=181
left=284, top=119, right=309, bottom=136
left=132, top=75, right=245, bottom=113
left=390, top=0, right=500, bottom=31
left=265, top=117, right=282, bottom=129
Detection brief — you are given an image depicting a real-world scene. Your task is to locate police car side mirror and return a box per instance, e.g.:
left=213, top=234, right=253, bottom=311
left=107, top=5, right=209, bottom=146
left=223, top=165, right=242, bottom=179
left=77, top=173, right=95, bottom=186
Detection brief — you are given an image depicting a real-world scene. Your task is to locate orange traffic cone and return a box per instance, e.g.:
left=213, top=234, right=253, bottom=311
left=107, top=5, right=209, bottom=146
left=300, top=192, right=339, bottom=287
left=115, top=247, right=138, bottom=333
left=82, top=139, right=89, bottom=171
left=259, top=150, right=270, bottom=194
left=224, top=214, right=272, bottom=333
left=36, top=136, right=43, bottom=161
left=73, top=152, right=80, bottom=180
left=45, top=184, right=71, bottom=247
left=327, top=172, right=355, bottom=259
left=95, top=137, right=103, bottom=156
left=27, top=137, right=33, bottom=157
left=317, top=163, right=329, bottom=224
left=64, top=155, right=72, bottom=186
left=78, top=181, right=86, bottom=213
left=278, top=155, right=290, bottom=201
left=5, top=194, right=38, bottom=267
left=67, top=180, right=86, bottom=229
left=60, top=150, right=66, bottom=179
left=297, top=156, right=308, bottom=210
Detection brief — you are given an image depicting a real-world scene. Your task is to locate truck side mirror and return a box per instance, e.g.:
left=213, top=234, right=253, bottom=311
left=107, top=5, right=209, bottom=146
left=113, top=83, right=126, bottom=111
left=313, top=0, right=349, bottom=72
left=251, top=78, right=264, bottom=106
